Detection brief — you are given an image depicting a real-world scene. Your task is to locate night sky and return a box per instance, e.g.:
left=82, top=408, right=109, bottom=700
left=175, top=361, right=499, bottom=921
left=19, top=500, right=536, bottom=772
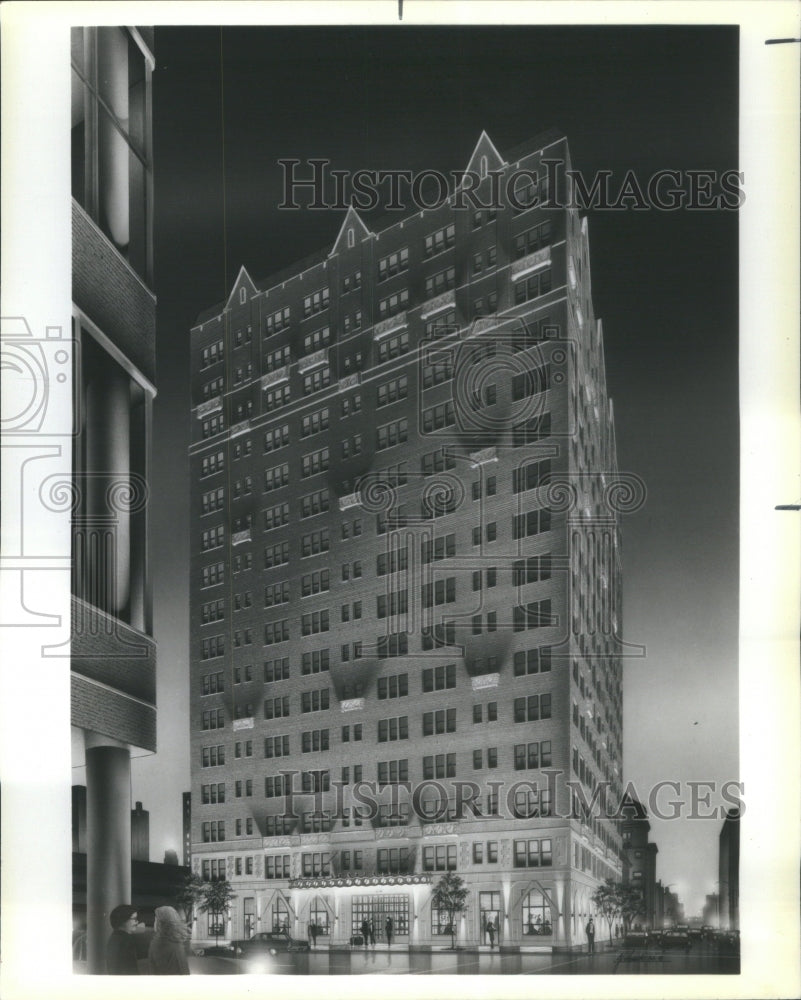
left=137, top=25, right=739, bottom=916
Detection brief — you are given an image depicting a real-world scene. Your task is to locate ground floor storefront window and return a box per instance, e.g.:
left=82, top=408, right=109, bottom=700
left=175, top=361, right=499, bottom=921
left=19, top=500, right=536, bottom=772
left=309, top=899, right=330, bottom=936
left=521, top=890, right=552, bottom=936
left=270, top=897, right=291, bottom=934
left=351, top=894, right=410, bottom=938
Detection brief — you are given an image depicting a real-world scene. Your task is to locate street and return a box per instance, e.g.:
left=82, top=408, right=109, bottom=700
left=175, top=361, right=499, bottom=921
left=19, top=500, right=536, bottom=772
left=187, top=939, right=739, bottom=976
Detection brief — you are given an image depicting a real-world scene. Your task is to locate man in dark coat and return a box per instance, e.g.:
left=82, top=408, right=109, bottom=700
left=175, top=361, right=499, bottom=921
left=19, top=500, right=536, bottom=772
left=385, top=915, right=393, bottom=946
left=361, top=917, right=370, bottom=949
left=586, top=917, right=596, bottom=955
left=106, top=904, right=141, bottom=974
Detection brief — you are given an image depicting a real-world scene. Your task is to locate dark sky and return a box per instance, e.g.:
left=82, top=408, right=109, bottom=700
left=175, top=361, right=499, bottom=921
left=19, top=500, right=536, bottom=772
left=137, top=24, right=739, bottom=915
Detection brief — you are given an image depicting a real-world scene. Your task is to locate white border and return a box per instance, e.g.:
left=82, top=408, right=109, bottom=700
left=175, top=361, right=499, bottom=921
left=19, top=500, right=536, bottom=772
left=1, top=2, right=798, bottom=999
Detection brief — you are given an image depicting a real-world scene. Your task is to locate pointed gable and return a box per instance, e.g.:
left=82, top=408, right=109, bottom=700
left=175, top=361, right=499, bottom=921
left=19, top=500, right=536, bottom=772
left=461, top=130, right=506, bottom=186
left=330, top=205, right=373, bottom=257
left=225, top=265, right=258, bottom=310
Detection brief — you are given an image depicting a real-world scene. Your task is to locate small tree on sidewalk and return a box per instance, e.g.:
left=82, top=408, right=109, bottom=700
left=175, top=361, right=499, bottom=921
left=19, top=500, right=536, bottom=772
left=430, top=872, right=468, bottom=950
left=199, top=878, right=236, bottom=947
left=174, top=872, right=205, bottom=927
left=591, top=878, right=623, bottom=946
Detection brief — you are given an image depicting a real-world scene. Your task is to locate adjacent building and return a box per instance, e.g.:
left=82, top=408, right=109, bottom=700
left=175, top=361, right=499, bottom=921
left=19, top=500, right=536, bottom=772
left=188, top=131, right=627, bottom=951
left=70, top=26, right=157, bottom=973
left=718, top=807, right=740, bottom=930
left=620, top=793, right=659, bottom=929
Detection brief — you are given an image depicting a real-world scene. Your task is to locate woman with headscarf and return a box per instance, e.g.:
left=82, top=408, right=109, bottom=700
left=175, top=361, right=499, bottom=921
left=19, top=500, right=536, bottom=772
left=148, top=905, right=191, bottom=974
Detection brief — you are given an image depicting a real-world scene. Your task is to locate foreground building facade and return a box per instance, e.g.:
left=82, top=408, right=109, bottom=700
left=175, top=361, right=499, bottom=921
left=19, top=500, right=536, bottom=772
left=70, top=26, right=157, bottom=972
left=189, top=131, right=627, bottom=951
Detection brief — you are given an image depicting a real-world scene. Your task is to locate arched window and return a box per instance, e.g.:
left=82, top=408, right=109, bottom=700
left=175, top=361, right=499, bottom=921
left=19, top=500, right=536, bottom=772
left=522, top=890, right=551, bottom=936
left=480, top=155, right=488, bottom=179
left=309, top=899, right=330, bottom=936
left=347, top=227, right=355, bottom=248
left=270, top=897, right=291, bottom=933
left=239, top=287, right=247, bottom=304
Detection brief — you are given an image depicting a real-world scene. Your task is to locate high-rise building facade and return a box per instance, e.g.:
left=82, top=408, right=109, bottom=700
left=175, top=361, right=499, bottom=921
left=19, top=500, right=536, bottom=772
left=70, top=26, right=157, bottom=972
left=189, top=131, right=625, bottom=952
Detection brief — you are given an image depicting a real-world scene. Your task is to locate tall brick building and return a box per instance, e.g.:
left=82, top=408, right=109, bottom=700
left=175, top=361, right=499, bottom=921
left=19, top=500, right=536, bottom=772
left=70, top=26, right=157, bottom=972
left=189, top=131, right=627, bottom=951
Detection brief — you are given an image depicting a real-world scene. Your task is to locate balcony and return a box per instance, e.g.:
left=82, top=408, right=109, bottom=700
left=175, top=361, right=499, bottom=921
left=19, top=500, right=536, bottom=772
left=261, top=366, right=289, bottom=389
left=373, top=311, right=407, bottom=340
left=338, top=492, right=362, bottom=511
left=471, top=673, right=500, bottom=691
left=419, top=289, right=455, bottom=320
left=232, top=717, right=255, bottom=731
left=196, top=396, right=222, bottom=419
left=230, top=419, right=250, bottom=438
left=297, top=348, right=328, bottom=373
left=511, top=246, right=551, bottom=282
left=338, top=373, right=361, bottom=391
left=340, top=698, right=365, bottom=712
left=468, top=446, right=498, bottom=467
left=232, top=528, right=252, bottom=546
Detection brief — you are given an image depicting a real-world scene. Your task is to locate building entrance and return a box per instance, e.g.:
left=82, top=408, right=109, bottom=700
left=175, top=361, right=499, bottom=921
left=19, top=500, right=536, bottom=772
left=479, top=891, right=502, bottom=944
left=351, top=894, right=410, bottom=940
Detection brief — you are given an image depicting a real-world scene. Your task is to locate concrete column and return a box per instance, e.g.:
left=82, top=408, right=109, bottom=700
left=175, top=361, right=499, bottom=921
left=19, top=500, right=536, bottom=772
left=97, top=27, right=130, bottom=249
left=85, top=744, right=131, bottom=973
left=86, top=366, right=131, bottom=618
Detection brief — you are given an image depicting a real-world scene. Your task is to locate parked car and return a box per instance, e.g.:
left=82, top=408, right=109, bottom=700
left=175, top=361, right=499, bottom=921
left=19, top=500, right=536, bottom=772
left=688, top=926, right=702, bottom=941
left=700, top=924, right=715, bottom=941
left=620, top=930, right=652, bottom=950
left=230, top=931, right=311, bottom=957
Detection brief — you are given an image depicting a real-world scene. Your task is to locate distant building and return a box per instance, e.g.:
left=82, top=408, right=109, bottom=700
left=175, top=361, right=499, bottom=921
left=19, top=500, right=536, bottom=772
left=718, top=808, right=739, bottom=930
left=164, top=849, right=180, bottom=866
left=73, top=853, right=191, bottom=930
left=72, top=785, right=87, bottom=853
left=131, top=801, right=150, bottom=862
left=183, top=791, right=192, bottom=868
left=702, top=892, right=719, bottom=927
left=621, top=794, right=659, bottom=928
left=70, top=25, right=157, bottom=973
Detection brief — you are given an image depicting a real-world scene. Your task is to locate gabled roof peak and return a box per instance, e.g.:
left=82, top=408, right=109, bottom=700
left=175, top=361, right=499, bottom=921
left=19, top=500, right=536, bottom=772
left=330, top=205, right=374, bottom=257
left=462, top=130, right=507, bottom=184
left=224, top=265, right=258, bottom=309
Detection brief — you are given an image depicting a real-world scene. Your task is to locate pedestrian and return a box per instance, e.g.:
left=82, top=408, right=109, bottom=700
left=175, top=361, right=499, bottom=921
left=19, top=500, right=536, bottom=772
left=585, top=917, right=595, bottom=955
left=487, top=920, right=496, bottom=950
left=148, top=905, right=191, bottom=974
left=106, top=904, right=141, bottom=974
left=361, top=918, right=370, bottom=949
left=482, top=912, right=487, bottom=944
left=308, top=921, right=317, bottom=948
left=385, top=915, right=393, bottom=947
left=369, top=919, right=377, bottom=947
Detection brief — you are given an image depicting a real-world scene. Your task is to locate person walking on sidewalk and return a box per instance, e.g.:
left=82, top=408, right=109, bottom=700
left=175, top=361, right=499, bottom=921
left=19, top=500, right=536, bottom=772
left=586, top=917, right=596, bottom=955
left=361, top=918, right=370, bottom=949
left=488, top=921, right=496, bottom=950
left=385, top=916, right=393, bottom=947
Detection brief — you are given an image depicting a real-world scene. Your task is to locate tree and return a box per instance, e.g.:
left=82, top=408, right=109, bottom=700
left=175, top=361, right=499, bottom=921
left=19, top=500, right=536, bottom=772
left=590, top=879, right=646, bottom=945
left=199, top=878, right=236, bottom=946
left=174, top=872, right=205, bottom=926
left=430, top=872, right=469, bottom=949
left=590, top=878, right=624, bottom=945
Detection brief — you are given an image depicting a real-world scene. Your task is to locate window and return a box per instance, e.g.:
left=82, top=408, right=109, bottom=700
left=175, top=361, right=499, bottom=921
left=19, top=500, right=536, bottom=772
left=200, top=341, right=224, bottom=369
left=301, top=447, right=330, bottom=478
left=341, top=434, right=362, bottom=459
left=264, top=384, right=291, bottom=412
left=377, top=673, right=408, bottom=699
left=264, top=581, right=290, bottom=607
left=378, top=247, right=409, bottom=281
left=513, top=507, right=552, bottom=538
left=264, top=306, right=290, bottom=335
left=514, top=647, right=552, bottom=675
left=301, top=729, right=330, bottom=753
left=263, top=542, right=290, bottom=569
left=301, top=529, right=330, bottom=558
left=473, top=291, right=498, bottom=317
left=201, top=601, right=225, bottom=626
left=301, top=569, right=330, bottom=597
left=201, top=563, right=225, bottom=589
left=472, top=246, right=497, bottom=274
left=201, top=745, right=225, bottom=768
left=424, top=223, right=455, bottom=258
left=303, top=326, right=331, bottom=354
left=513, top=459, right=551, bottom=494
left=424, top=309, right=457, bottom=340
left=264, top=657, right=289, bottom=682
left=264, top=463, right=289, bottom=493
left=423, top=709, right=456, bottom=736
left=302, top=648, right=330, bottom=674
left=514, top=269, right=552, bottom=304
left=514, top=740, right=553, bottom=770
left=423, top=845, right=457, bottom=872
left=263, top=503, right=290, bottom=532
left=422, top=355, right=454, bottom=388
left=420, top=534, right=456, bottom=563
left=377, top=632, right=408, bottom=658
left=377, top=330, right=410, bottom=363
left=302, top=366, right=332, bottom=396
left=513, top=600, right=554, bottom=631
left=303, top=287, right=330, bottom=318
left=378, top=288, right=409, bottom=318
left=301, top=407, right=330, bottom=438
left=342, top=269, right=361, bottom=293
left=265, top=344, right=291, bottom=372
left=422, top=401, right=455, bottom=433
left=514, top=693, right=552, bottom=722
left=514, top=219, right=553, bottom=257
left=201, top=486, right=225, bottom=515
left=376, top=417, right=408, bottom=451
left=301, top=609, right=329, bottom=635
left=201, top=670, right=224, bottom=694
left=264, top=734, right=290, bottom=758
left=422, top=577, right=456, bottom=607
left=265, top=775, right=289, bottom=797
left=422, top=664, right=456, bottom=693
left=425, top=266, right=456, bottom=298
left=201, top=635, right=225, bottom=660
left=341, top=392, right=362, bottom=417
left=421, top=449, right=456, bottom=476
left=513, top=554, right=552, bottom=585
left=300, top=488, right=330, bottom=520
left=377, top=545, right=409, bottom=576
left=200, top=783, right=225, bottom=805
left=200, top=451, right=225, bottom=478
left=377, top=589, right=408, bottom=619
left=377, top=759, right=409, bottom=786
left=376, top=849, right=410, bottom=875
left=376, top=375, right=409, bottom=408
left=301, top=688, right=330, bottom=713
left=378, top=716, right=409, bottom=742
left=263, top=696, right=290, bottom=720
left=423, top=753, right=455, bottom=779
left=513, top=839, right=553, bottom=868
